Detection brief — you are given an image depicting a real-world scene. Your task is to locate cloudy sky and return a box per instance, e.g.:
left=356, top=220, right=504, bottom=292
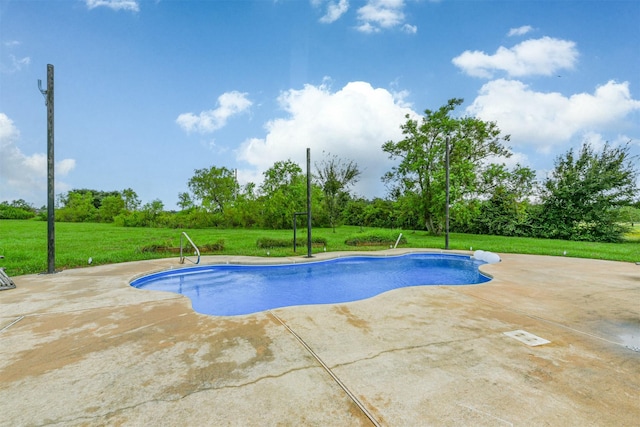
left=1, top=0, right=639, bottom=209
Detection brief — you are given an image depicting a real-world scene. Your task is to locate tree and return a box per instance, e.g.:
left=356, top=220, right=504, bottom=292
left=122, top=188, right=141, bottom=211
left=59, top=189, right=121, bottom=210
left=259, top=160, right=306, bottom=229
left=382, top=98, right=511, bottom=234
left=98, top=194, right=125, bottom=222
left=535, top=142, right=639, bottom=242
left=260, top=159, right=302, bottom=194
left=315, top=153, right=361, bottom=232
left=0, top=200, right=36, bottom=219
left=56, top=191, right=97, bottom=222
left=465, top=163, right=537, bottom=236
left=187, top=166, right=238, bottom=213
left=177, top=192, right=194, bottom=211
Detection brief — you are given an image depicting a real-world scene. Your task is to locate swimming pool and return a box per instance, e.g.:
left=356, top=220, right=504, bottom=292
left=131, top=253, right=491, bottom=316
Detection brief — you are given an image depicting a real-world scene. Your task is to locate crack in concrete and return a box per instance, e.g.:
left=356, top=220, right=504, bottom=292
left=36, top=365, right=319, bottom=426
left=329, top=337, right=481, bottom=370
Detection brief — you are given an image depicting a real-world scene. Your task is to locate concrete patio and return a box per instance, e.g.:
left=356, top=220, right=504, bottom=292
left=1, top=249, right=639, bottom=426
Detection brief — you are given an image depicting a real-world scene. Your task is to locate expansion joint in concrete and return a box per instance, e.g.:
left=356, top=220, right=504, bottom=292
left=269, top=311, right=381, bottom=427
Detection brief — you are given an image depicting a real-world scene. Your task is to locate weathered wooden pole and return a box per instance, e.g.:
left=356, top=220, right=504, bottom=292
left=39, top=64, right=55, bottom=273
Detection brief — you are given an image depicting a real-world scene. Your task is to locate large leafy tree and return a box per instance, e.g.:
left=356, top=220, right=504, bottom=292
left=466, top=163, right=537, bottom=236
left=382, top=98, right=511, bottom=234
left=259, top=160, right=306, bottom=229
left=536, top=142, right=638, bottom=242
left=187, top=166, right=238, bottom=213
left=315, top=153, right=361, bottom=232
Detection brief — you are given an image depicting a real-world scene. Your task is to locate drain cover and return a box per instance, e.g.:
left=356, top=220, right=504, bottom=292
left=504, top=330, right=550, bottom=346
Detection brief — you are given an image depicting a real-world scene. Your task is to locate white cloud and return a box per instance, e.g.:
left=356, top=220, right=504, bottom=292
left=236, top=81, right=417, bottom=198
left=0, top=40, right=30, bottom=74
left=466, top=79, right=640, bottom=153
left=1, top=54, right=31, bottom=73
left=507, top=25, right=533, bottom=37
left=176, top=91, right=252, bottom=134
left=452, top=36, right=578, bottom=78
left=356, top=0, right=414, bottom=33
left=314, top=0, right=350, bottom=24
left=85, top=0, right=140, bottom=12
left=0, top=113, right=76, bottom=204
left=402, top=23, right=417, bottom=34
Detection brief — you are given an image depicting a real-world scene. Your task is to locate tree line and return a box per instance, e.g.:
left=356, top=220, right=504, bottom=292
left=2, top=99, right=638, bottom=242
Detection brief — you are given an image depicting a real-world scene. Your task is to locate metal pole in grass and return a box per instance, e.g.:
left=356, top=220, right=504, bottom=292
left=38, top=64, right=55, bottom=274
left=306, top=148, right=313, bottom=258
left=445, top=135, right=450, bottom=250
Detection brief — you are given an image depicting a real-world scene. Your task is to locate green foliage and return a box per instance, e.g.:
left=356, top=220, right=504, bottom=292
left=617, top=206, right=640, bottom=224
left=467, top=188, right=532, bottom=236
left=56, top=191, right=98, bottom=222
left=138, top=239, right=225, bottom=253
left=382, top=98, right=512, bottom=234
left=535, top=142, right=639, bottom=242
left=201, top=240, right=226, bottom=252
left=314, top=152, right=361, bottom=232
left=345, top=231, right=407, bottom=246
left=259, top=160, right=308, bottom=229
left=97, top=194, right=125, bottom=222
left=188, top=166, right=238, bottom=213
left=342, top=198, right=397, bottom=229
left=58, top=189, right=121, bottom=210
left=113, top=199, right=166, bottom=227
left=0, top=200, right=36, bottom=219
left=55, top=188, right=136, bottom=223
left=256, top=236, right=327, bottom=249
left=1, top=221, right=638, bottom=277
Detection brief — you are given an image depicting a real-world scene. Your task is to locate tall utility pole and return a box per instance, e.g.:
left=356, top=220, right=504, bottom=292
left=306, top=148, right=312, bottom=258
left=39, top=64, right=55, bottom=274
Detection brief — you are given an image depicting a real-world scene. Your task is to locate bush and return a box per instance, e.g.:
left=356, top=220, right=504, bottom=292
left=256, top=236, right=327, bottom=249
left=201, top=240, right=225, bottom=252
left=0, top=204, right=36, bottom=219
left=344, top=231, right=407, bottom=246
left=138, top=239, right=225, bottom=254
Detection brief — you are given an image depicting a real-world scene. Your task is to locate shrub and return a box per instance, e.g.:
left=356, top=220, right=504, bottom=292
left=345, top=231, right=407, bottom=246
left=0, top=204, right=36, bottom=219
left=201, top=240, right=225, bottom=252
left=256, top=236, right=327, bottom=249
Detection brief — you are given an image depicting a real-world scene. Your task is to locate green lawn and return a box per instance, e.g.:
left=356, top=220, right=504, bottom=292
left=0, top=220, right=638, bottom=277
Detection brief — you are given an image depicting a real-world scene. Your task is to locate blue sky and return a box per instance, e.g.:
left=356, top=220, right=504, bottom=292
left=1, top=0, right=639, bottom=210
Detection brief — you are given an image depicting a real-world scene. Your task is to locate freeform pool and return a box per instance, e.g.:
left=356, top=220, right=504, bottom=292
left=131, top=253, right=491, bottom=316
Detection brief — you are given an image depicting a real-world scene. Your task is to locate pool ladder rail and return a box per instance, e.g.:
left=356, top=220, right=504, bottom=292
left=179, top=232, right=201, bottom=265
left=0, top=256, right=16, bottom=290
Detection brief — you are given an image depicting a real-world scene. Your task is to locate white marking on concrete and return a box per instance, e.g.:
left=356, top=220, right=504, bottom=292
left=504, top=330, right=550, bottom=346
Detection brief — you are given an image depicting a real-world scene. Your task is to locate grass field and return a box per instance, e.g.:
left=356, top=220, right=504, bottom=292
left=0, top=219, right=638, bottom=277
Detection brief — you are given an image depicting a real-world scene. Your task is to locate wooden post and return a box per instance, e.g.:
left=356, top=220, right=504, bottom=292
left=39, top=64, right=55, bottom=273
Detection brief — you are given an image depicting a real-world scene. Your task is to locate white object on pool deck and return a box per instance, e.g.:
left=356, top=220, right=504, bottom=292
left=504, top=330, right=551, bottom=346
left=473, top=250, right=501, bottom=264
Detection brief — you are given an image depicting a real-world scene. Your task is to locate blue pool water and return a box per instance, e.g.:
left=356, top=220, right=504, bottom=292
left=131, top=253, right=491, bottom=316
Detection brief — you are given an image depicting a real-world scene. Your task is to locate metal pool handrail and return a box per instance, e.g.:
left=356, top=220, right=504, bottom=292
left=179, top=232, right=200, bottom=265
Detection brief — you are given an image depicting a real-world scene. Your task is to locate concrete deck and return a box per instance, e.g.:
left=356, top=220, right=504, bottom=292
left=1, top=249, right=639, bottom=426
